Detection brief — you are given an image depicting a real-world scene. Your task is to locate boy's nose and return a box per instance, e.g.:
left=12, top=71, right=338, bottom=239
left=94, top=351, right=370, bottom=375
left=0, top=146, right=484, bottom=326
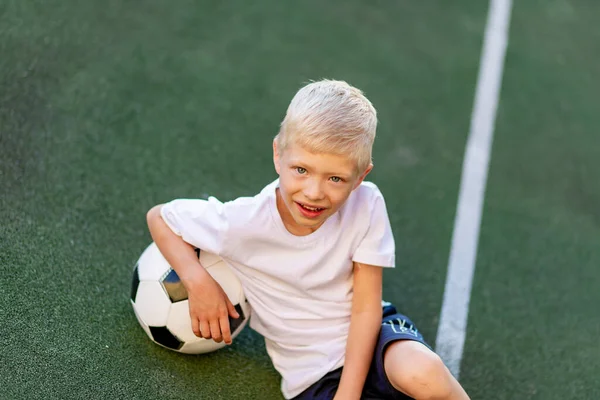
left=303, top=180, right=325, bottom=201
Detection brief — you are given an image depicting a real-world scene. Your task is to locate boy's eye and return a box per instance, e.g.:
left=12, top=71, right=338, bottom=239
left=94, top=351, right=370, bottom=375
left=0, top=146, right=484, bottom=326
left=330, top=176, right=342, bottom=183
left=295, top=167, right=307, bottom=174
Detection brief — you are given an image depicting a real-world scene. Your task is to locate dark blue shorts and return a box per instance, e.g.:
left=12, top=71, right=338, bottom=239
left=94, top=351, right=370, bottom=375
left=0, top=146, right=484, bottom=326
left=292, top=303, right=430, bottom=400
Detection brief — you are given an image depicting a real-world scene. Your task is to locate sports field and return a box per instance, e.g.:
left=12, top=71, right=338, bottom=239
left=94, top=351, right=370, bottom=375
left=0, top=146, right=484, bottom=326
left=1, top=1, right=599, bottom=399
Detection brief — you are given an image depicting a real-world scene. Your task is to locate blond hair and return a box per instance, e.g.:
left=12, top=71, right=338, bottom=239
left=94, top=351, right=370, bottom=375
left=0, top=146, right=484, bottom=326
left=275, top=79, right=377, bottom=173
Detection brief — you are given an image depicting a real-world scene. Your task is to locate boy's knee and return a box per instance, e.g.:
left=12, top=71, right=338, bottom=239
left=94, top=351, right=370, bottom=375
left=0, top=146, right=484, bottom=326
left=384, top=341, right=453, bottom=399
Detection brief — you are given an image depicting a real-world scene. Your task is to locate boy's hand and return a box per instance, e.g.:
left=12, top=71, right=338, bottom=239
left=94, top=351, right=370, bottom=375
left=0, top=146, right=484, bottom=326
left=185, top=272, right=240, bottom=344
left=146, top=206, right=240, bottom=344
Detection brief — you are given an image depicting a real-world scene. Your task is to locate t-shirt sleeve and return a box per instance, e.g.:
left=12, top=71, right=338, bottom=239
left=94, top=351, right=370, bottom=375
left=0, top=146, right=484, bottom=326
left=160, top=197, right=229, bottom=256
left=352, top=187, right=396, bottom=268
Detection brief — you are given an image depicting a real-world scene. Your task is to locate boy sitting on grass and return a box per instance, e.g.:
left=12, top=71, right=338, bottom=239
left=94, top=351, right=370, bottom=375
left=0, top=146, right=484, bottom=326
left=147, top=80, right=470, bottom=400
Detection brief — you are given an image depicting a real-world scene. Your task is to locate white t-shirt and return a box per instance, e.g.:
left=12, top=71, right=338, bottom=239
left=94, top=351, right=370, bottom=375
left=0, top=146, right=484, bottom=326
left=160, top=179, right=395, bottom=399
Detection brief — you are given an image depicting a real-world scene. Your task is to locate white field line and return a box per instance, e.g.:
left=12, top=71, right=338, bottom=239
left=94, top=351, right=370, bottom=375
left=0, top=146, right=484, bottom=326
left=434, top=0, right=513, bottom=379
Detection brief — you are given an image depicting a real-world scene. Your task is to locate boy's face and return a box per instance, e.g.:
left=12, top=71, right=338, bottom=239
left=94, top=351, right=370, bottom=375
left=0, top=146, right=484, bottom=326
left=273, top=140, right=372, bottom=236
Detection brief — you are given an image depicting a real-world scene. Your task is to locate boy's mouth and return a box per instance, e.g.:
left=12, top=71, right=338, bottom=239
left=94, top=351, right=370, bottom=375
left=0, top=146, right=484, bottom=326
left=295, top=201, right=326, bottom=217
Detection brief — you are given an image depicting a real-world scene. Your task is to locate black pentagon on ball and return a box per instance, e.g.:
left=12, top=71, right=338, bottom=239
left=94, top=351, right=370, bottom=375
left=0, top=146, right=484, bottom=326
left=131, top=263, right=140, bottom=301
left=161, top=268, right=188, bottom=302
left=149, top=326, right=184, bottom=350
left=229, top=303, right=246, bottom=332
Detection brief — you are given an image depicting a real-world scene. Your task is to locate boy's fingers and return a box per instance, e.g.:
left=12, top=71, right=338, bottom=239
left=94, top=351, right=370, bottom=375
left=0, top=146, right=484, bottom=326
left=220, top=316, right=232, bottom=345
left=199, top=320, right=211, bottom=339
left=226, top=298, right=240, bottom=319
left=209, top=320, right=222, bottom=343
left=191, top=317, right=201, bottom=337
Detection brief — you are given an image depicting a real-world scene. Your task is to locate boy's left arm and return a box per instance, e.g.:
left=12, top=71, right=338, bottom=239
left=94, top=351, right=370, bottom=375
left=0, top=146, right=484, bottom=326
left=334, top=262, right=383, bottom=400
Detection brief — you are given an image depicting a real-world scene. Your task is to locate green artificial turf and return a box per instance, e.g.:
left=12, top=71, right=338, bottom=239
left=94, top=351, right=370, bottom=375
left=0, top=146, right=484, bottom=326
left=460, top=1, right=600, bottom=399
left=10, top=0, right=599, bottom=399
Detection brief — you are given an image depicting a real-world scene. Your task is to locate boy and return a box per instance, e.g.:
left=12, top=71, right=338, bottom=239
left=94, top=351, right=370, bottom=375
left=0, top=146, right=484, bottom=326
left=147, top=80, right=470, bottom=399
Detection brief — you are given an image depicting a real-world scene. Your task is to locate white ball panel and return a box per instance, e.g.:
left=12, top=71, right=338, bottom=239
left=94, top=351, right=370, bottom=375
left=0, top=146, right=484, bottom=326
left=205, top=260, right=244, bottom=304
left=131, top=300, right=153, bottom=340
left=137, top=243, right=172, bottom=281
left=174, top=314, right=249, bottom=355
left=166, top=300, right=198, bottom=343
left=180, top=338, right=225, bottom=354
left=133, top=281, right=171, bottom=326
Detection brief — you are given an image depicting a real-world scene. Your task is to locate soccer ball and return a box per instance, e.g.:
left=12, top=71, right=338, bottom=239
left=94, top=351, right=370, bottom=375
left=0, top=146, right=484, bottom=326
left=130, top=242, right=250, bottom=354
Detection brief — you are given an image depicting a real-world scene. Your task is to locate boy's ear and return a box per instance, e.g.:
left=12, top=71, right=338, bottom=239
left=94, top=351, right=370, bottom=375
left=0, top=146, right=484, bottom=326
left=273, top=139, right=281, bottom=175
left=353, top=163, right=373, bottom=190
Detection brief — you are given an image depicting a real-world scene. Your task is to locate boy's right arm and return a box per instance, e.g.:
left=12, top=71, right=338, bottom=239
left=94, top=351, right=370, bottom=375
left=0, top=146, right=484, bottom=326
left=146, top=205, right=240, bottom=344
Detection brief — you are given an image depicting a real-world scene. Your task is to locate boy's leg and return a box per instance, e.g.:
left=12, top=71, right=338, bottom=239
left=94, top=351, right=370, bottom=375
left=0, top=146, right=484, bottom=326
left=364, top=303, right=470, bottom=400
left=383, top=340, right=470, bottom=400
